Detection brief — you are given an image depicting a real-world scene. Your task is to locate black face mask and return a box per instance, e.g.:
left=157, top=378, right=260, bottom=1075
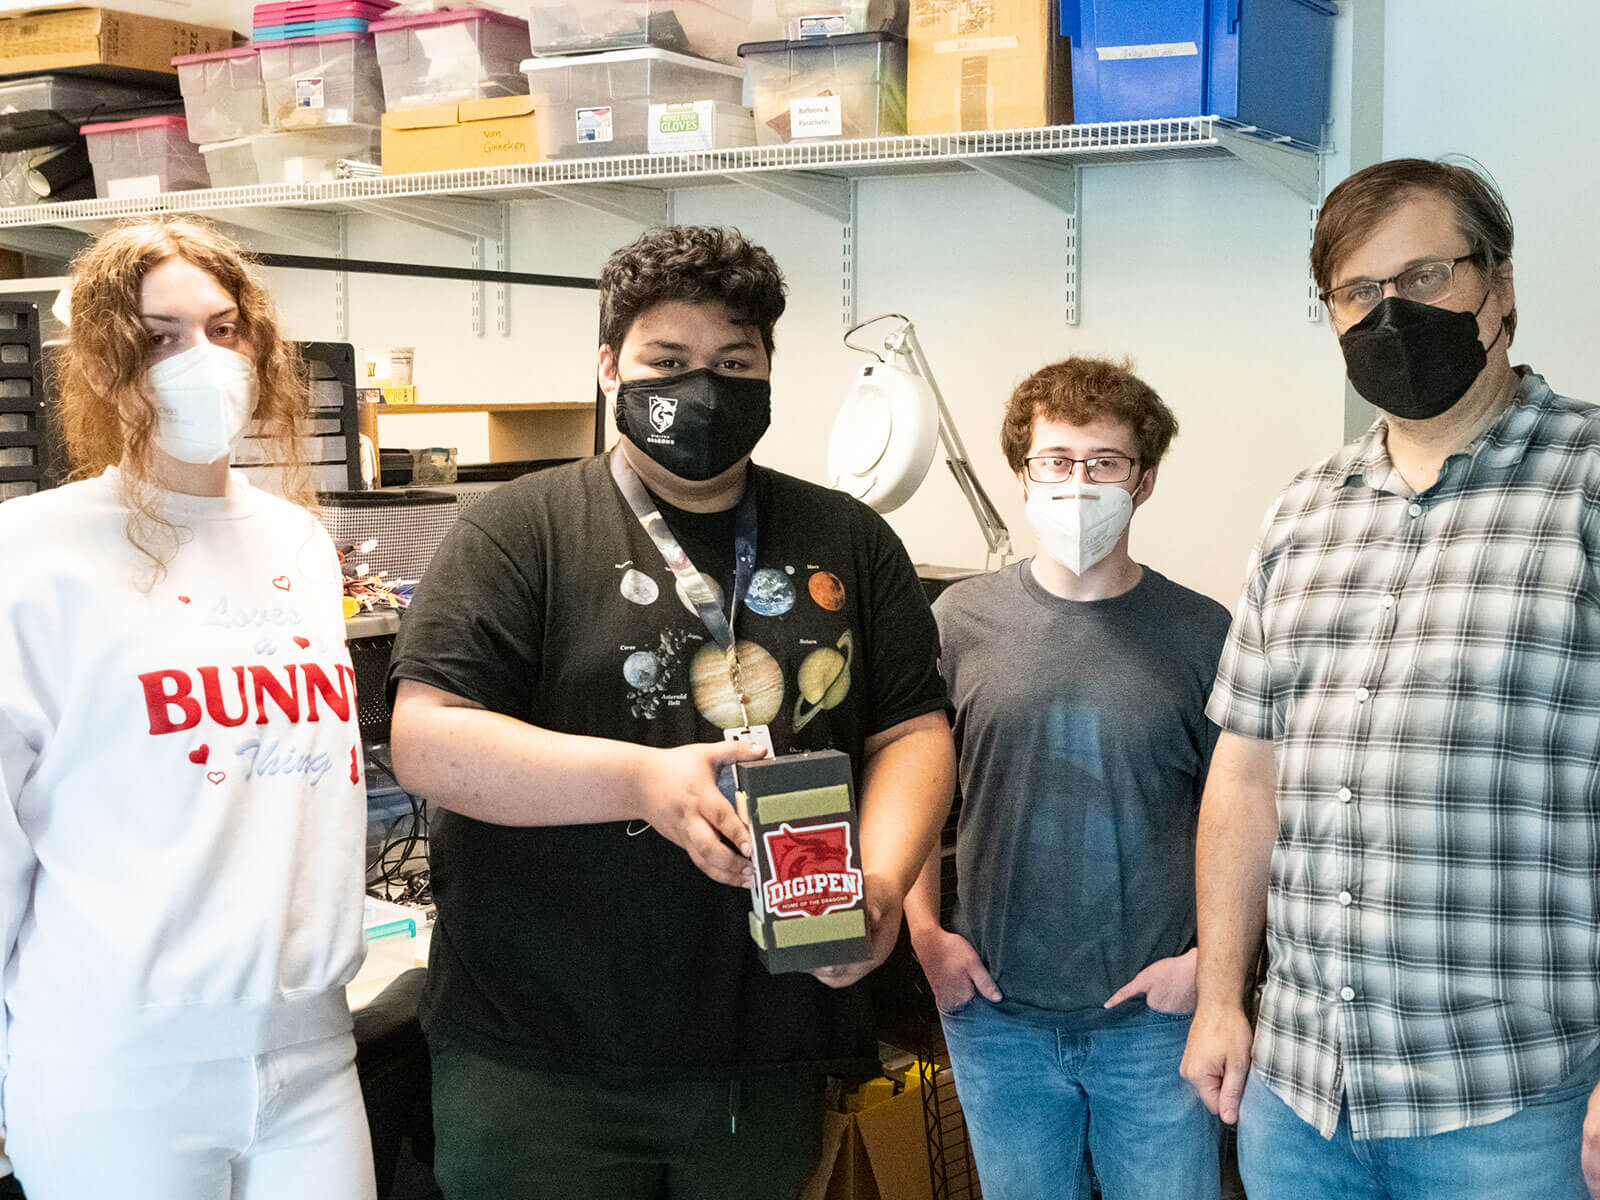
left=615, top=368, right=772, bottom=482
left=1338, top=295, right=1499, bottom=421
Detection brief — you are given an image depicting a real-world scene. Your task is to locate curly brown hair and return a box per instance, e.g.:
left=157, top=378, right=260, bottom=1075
left=598, top=225, right=787, bottom=358
left=1000, top=357, right=1178, bottom=474
left=56, top=215, right=312, bottom=573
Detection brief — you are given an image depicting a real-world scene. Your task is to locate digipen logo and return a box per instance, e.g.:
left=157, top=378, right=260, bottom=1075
left=649, top=394, right=678, bottom=433
left=762, top=821, right=863, bottom=918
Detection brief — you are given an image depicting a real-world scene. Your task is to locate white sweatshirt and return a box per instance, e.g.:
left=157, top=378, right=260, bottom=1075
left=0, top=468, right=366, bottom=1123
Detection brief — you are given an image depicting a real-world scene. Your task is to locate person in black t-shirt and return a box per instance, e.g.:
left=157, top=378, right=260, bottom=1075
left=387, top=226, right=955, bottom=1200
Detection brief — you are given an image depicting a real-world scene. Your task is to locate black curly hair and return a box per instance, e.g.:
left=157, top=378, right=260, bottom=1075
left=598, top=225, right=788, bottom=359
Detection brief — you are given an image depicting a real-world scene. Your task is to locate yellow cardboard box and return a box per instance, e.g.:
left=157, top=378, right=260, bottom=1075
left=801, top=1073, right=936, bottom=1200
left=908, top=0, right=1071, bottom=133
left=0, top=6, right=237, bottom=79
left=381, top=94, right=540, bottom=175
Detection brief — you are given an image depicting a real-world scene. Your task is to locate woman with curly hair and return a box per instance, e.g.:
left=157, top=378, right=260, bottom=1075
left=0, top=216, right=375, bottom=1199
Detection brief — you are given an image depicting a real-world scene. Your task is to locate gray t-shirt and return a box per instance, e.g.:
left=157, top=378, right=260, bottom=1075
left=933, top=561, right=1231, bottom=1026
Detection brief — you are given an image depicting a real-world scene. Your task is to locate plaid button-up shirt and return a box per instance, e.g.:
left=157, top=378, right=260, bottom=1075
left=1208, top=369, right=1600, bottom=1139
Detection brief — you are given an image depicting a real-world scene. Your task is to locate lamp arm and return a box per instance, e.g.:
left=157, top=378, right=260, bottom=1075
left=897, top=323, right=1014, bottom=562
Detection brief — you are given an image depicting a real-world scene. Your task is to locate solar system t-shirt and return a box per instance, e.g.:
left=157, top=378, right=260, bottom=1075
left=389, top=452, right=947, bottom=1079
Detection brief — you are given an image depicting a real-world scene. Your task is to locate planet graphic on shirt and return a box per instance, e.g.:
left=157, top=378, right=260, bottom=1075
left=793, top=631, right=854, bottom=731
left=622, top=650, right=660, bottom=690
left=675, top=571, right=725, bottom=617
left=620, top=568, right=659, bottom=606
left=808, top=570, right=846, bottom=612
left=690, top=639, right=784, bottom=729
left=745, top=568, right=797, bottom=617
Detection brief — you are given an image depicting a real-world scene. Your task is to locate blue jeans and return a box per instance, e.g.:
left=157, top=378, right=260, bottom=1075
left=1237, top=1063, right=1597, bottom=1200
left=939, top=997, right=1220, bottom=1200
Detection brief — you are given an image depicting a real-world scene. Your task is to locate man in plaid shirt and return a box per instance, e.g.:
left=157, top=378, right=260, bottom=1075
left=1181, top=158, right=1600, bottom=1199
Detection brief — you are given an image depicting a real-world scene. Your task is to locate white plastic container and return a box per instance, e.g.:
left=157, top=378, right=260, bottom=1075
left=520, top=47, right=743, bottom=157
left=252, top=123, right=381, bottom=182
left=82, top=115, right=210, bottom=198
left=738, top=32, right=905, bottom=143
left=370, top=7, right=531, bottom=110
left=258, top=32, right=387, bottom=130
left=173, top=46, right=266, bottom=144
left=199, top=136, right=260, bottom=187
left=525, top=0, right=753, bottom=66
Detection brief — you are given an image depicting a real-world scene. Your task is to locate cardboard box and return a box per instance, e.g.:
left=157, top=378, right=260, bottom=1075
left=801, top=1073, right=935, bottom=1200
left=733, top=749, right=871, bottom=974
left=907, top=0, right=1071, bottom=133
left=0, top=6, right=236, bottom=80
left=381, top=93, right=540, bottom=174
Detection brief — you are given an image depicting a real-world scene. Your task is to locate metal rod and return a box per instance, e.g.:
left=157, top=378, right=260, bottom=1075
left=254, top=252, right=597, bottom=291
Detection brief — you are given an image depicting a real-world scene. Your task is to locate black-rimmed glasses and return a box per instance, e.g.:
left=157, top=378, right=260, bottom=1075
left=1024, top=454, right=1138, bottom=485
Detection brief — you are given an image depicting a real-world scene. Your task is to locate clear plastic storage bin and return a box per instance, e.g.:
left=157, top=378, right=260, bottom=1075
left=83, top=115, right=209, bottom=198
left=199, top=136, right=260, bottom=187
left=252, top=123, right=380, bottom=181
left=172, top=46, right=266, bottom=144
left=526, top=0, right=753, bottom=65
left=773, top=0, right=901, bottom=40
left=738, top=32, right=905, bottom=143
left=259, top=32, right=387, bottom=130
left=521, top=47, right=744, bottom=157
left=371, top=8, right=531, bottom=110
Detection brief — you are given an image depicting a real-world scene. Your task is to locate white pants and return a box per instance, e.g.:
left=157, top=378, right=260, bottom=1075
left=5, top=1032, right=377, bottom=1200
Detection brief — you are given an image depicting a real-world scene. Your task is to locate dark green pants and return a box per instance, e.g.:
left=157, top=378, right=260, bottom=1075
left=428, top=1034, right=825, bottom=1200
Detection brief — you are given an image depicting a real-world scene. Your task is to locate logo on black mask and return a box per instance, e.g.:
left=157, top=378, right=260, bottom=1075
left=649, top=395, right=678, bottom=433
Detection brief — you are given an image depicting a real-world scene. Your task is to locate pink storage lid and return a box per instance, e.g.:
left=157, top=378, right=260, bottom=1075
left=255, top=0, right=394, bottom=20
left=369, top=7, right=529, bottom=32
left=255, top=29, right=374, bottom=46
left=82, top=114, right=190, bottom=135
left=172, top=45, right=258, bottom=66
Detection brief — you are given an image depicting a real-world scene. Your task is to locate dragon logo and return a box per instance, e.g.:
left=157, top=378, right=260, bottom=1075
left=761, top=820, right=862, bottom=918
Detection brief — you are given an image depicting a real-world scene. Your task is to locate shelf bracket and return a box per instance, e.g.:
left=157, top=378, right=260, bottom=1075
left=726, top=170, right=852, bottom=224
left=1215, top=126, right=1322, bottom=204
left=1307, top=204, right=1322, bottom=323
left=495, top=201, right=509, bottom=338
left=334, top=214, right=348, bottom=342
left=341, top=195, right=506, bottom=241
left=841, top=178, right=858, bottom=328
left=206, top=208, right=343, bottom=254
left=529, top=184, right=668, bottom=226
left=961, top=156, right=1077, bottom=213
left=1065, top=166, right=1081, bottom=325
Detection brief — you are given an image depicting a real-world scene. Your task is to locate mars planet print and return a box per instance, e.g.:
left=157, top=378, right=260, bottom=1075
left=620, top=568, right=659, bottom=606
left=745, top=567, right=797, bottom=617
left=793, top=631, right=854, bottom=731
left=808, top=570, right=845, bottom=611
left=690, top=639, right=784, bottom=728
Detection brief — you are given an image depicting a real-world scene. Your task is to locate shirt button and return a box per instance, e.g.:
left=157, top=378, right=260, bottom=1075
left=1338, top=787, right=1353, bottom=803
left=1408, top=503, right=1423, bottom=518
left=1341, top=986, right=1356, bottom=1001
left=1355, top=687, right=1371, bottom=702
left=1382, top=594, right=1396, bottom=609
left=1338, top=891, right=1353, bottom=906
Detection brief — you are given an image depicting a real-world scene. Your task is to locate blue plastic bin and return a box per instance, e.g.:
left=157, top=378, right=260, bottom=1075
left=1063, top=0, right=1335, bottom=144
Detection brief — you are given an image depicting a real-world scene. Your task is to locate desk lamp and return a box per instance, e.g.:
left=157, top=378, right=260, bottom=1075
left=827, top=313, right=1012, bottom=568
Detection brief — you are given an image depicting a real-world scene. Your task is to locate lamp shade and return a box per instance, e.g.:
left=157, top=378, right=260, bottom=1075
left=827, top=358, right=939, bottom=513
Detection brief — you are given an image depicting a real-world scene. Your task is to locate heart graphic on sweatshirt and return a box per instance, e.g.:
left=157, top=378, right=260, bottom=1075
left=206, top=771, right=226, bottom=785
left=293, top=636, right=310, bottom=649
left=177, top=595, right=191, bottom=604
left=272, top=576, right=291, bottom=592
left=189, top=744, right=210, bottom=765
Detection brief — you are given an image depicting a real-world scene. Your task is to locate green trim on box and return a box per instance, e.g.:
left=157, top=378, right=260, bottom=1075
left=772, top=908, right=866, bottom=948
left=755, top=785, right=851, bottom=824
left=749, top=910, right=767, bottom=948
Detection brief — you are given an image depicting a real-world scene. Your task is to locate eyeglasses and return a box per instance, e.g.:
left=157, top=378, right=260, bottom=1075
left=1024, top=454, right=1137, bottom=485
left=1320, top=254, right=1478, bottom=324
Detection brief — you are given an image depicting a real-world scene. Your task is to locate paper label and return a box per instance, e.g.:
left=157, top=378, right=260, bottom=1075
left=797, top=12, right=847, bottom=37
left=108, top=174, right=161, bottom=198
left=933, top=34, right=1019, bottom=54
left=1095, top=40, right=1200, bottom=60
left=648, top=100, right=750, bottom=152
left=576, top=105, right=614, bottom=144
left=294, top=75, right=325, bottom=110
left=789, top=95, right=843, bottom=139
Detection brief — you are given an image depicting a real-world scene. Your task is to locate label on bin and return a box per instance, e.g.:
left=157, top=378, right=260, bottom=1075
left=295, top=75, right=326, bottom=110
left=797, top=12, right=847, bottom=37
left=108, top=174, right=161, bottom=199
left=576, top=106, right=614, bottom=144
left=1095, top=41, right=1199, bottom=61
left=790, top=95, right=843, bottom=139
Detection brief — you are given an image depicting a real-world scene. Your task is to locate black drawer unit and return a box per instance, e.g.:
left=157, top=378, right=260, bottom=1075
left=0, top=302, right=51, bottom=504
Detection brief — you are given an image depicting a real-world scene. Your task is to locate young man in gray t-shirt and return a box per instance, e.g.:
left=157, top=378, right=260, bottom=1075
left=905, top=357, right=1231, bottom=1200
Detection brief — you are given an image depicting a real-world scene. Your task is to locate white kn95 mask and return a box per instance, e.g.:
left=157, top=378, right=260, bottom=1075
left=147, top=341, right=258, bottom=465
left=1025, top=483, right=1134, bottom=576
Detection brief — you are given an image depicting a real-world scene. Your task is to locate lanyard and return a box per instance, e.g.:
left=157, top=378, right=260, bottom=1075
left=611, top=450, right=760, bottom=726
